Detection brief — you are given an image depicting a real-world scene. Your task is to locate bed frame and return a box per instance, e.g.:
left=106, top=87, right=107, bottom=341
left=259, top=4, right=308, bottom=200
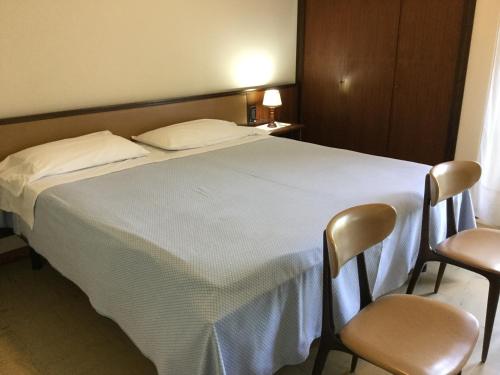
left=0, top=83, right=298, bottom=161
left=0, top=94, right=248, bottom=161
left=0, top=84, right=296, bottom=266
left=1, top=92, right=247, bottom=267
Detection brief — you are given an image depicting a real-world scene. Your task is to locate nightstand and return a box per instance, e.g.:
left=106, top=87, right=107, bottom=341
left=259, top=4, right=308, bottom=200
left=243, top=122, right=305, bottom=141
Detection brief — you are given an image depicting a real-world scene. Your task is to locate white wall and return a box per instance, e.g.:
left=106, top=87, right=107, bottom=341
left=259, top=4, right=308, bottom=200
left=455, top=0, right=500, bottom=160
left=0, top=0, right=298, bottom=118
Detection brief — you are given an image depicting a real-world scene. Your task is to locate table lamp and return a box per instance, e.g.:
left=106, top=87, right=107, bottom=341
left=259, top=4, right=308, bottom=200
left=263, top=89, right=282, bottom=128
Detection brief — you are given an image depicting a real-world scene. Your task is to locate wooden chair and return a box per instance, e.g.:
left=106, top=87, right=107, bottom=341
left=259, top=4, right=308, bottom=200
left=313, top=203, right=479, bottom=375
left=406, top=160, right=500, bottom=363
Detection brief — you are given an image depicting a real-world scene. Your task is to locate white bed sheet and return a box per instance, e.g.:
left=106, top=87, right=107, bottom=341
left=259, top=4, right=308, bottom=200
left=0, top=134, right=269, bottom=228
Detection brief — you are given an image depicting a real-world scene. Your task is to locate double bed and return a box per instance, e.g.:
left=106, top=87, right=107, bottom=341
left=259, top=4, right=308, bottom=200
left=0, top=95, right=475, bottom=375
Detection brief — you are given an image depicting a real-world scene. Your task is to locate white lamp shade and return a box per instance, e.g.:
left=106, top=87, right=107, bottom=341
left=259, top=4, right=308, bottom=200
left=263, top=89, right=282, bottom=107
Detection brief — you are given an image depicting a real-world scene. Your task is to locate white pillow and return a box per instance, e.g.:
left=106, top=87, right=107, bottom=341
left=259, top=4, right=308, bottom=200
left=132, top=119, right=266, bottom=151
left=0, top=130, right=149, bottom=196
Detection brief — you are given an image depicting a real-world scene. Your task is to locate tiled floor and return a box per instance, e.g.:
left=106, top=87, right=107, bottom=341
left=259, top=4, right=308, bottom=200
left=0, top=259, right=498, bottom=375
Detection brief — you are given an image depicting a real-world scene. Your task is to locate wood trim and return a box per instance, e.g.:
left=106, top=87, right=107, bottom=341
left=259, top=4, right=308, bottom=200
left=385, top=1, right=404, bottom=155
left=296, top=0, right=305, bottom=122
left=446, top=0, right=477, bottom=160
left=0, top=83, right=296, bottom=126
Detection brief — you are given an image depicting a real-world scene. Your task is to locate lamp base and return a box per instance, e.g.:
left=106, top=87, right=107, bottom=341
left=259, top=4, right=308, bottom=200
left=267, top=107, right=277, bottom=128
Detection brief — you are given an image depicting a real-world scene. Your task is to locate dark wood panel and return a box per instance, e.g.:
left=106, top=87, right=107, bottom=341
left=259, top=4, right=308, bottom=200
left=296, top=0, right=306, bottom=122
left=387, top=0, right=471, bottom=165
left=301, top=0, right=401, bottom=156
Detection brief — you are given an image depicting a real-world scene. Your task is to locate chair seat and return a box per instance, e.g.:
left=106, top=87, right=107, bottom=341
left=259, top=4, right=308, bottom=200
left=436, top=228, right=500, bottom=275
left=340, top=294, right=479, bottom=375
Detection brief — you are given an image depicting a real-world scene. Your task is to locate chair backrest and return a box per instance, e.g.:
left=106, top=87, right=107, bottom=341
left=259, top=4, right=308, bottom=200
left=325, top=203, right=397, bottom=278
left=429, top=161, right=481, bottom=206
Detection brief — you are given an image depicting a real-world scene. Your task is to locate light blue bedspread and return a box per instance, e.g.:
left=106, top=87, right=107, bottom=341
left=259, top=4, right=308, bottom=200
left=7, top=138, right=475, bottom=375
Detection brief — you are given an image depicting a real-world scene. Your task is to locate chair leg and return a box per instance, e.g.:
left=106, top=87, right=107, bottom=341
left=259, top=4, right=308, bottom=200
left=312, top=339, right=330, bottom=375
left=406, top=256, right=426, bottom=294
left=434, top=262, right=447, bottom=294
left=350, top=355, right=358, bottom=373
left=482, top=282, right=500, bottom=363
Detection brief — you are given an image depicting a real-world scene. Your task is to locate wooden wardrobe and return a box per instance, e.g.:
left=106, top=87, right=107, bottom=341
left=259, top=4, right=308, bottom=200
left=299, top=0, right=476, bottom=165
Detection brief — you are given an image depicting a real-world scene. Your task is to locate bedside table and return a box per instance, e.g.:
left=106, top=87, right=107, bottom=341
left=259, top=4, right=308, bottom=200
left=244, top=122, right=305, bottom=141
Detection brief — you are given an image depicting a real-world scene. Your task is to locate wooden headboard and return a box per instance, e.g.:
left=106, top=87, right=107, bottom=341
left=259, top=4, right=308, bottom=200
left=0, top=94, right=247, bottom=161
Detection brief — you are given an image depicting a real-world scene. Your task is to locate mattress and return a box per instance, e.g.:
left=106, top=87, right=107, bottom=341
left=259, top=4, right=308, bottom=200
left=1, top=137, right=475, bottom=375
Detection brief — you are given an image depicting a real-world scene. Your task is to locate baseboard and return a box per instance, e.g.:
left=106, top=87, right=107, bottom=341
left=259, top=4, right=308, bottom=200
left=476, top=219, right=500, bottom=230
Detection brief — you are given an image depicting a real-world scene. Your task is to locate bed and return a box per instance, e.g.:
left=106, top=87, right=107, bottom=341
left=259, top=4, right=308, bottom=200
left=0, top=95, right=475, bottom=375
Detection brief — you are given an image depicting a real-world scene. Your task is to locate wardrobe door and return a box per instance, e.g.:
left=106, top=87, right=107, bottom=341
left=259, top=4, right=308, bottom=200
left=387, top=0, right=472, bottom=165
left=301, top=0, right=400, bottom=156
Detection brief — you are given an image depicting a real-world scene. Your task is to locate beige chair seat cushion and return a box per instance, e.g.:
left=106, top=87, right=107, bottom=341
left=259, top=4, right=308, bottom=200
left=340, top=294, right=479, bottom=375
left=436, top=228, right=500, bottom=275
